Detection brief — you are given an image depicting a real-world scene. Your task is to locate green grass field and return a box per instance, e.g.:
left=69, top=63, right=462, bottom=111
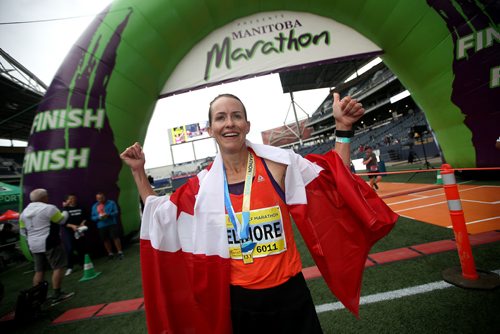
left=2, top=222, right=498, bottom=333
left=1, top=165, right=499, bottom=333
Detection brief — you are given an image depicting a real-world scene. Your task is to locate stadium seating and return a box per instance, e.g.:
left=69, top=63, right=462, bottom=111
left=295, top=109, right=438, bottom=163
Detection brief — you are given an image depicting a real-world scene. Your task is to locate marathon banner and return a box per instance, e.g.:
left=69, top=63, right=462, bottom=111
left=161, top=11, right=382, bottom=97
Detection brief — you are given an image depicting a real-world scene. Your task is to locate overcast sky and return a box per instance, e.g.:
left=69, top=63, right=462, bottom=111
left=0, top=0, right=333, bottom=168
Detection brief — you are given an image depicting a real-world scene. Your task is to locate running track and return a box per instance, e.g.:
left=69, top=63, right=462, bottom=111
left=379, top=182, right=500, bottom=235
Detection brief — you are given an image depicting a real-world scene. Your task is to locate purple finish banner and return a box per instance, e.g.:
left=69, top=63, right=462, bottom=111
left=428, top=0, right=500, bottom=167
left=22, top=7, right=132, bottom=224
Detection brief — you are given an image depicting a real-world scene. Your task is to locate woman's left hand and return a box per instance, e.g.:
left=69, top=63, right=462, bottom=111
left=332, top=92, right=365, bottom=130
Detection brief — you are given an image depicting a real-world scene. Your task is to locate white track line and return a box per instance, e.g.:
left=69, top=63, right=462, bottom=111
left=388, top=186, right=486, bottom=206
left=388, top=194, right=444, bottom=206
left=394, top=201, right=447, bottom=213
left=315, top=269, right=500, bottom=314
left=407, top=193, right=429, bottom=198
left=446, top=216, right=500, bottom=228
left=461, top=199, right=500, bottom=205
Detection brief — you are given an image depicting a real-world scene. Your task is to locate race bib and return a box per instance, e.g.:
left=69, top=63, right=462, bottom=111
left=370, top=165, right=378, bottom=171
left=226, top=206, right=287, bottom=260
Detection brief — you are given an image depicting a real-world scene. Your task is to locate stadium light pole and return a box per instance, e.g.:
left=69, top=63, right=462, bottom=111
left=289, top=91, right=303, bottom=146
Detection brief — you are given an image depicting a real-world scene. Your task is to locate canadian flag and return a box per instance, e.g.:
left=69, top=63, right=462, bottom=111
left=140, top=142, right=397, bottom=333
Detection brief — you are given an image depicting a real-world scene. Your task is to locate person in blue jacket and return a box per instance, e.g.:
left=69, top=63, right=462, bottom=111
left=91, top=192, right=123, bottom=259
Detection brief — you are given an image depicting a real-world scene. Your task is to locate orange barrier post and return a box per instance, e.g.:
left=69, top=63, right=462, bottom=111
left=440, top=164, right=500, bottom=289
left=440, top=164, right=478, bottom=280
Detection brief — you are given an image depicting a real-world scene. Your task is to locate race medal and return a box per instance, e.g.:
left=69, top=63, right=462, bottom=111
left=241, top=241, right=256, bottom=264
left=223, top=151, right=256, bottom=264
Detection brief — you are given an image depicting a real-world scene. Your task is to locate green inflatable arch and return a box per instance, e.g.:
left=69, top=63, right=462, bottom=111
left=21, top=0, right=498, bottom=251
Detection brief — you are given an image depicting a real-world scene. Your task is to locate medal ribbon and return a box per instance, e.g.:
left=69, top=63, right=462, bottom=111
left=223, top=151, right=254, bottom=243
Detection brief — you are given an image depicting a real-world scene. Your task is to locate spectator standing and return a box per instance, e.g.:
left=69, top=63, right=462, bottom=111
left=19, top=189, right=74, bottom=302
left=61, top=194, right=87, bottom=276
left=91, top=192, right=123, bottom=259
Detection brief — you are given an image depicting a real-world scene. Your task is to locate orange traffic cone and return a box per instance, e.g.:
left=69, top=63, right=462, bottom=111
left=79, top=254, right=101, bottom=282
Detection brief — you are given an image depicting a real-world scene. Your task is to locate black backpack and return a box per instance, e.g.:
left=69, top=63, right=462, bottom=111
left=14, top=281, right=48, bottom=323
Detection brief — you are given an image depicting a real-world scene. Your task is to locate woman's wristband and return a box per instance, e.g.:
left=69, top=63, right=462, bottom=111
left=335, top=129, right=354, bottom=138
left=335, top=136, right=351, bottom=144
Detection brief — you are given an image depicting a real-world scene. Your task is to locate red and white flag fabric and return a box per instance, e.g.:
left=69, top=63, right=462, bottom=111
left=140, top=141, right=398, bottom=333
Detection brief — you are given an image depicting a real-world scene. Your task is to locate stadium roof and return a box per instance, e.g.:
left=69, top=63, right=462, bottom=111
left=278, top=55, right=379, bottom=93
left=0, top=48, right=46, bottom=142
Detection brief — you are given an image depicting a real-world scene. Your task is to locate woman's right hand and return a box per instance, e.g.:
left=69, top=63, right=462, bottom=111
left=120, top=142, right=146, bottom=172
left=120, top=142, right=157, bottom=201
